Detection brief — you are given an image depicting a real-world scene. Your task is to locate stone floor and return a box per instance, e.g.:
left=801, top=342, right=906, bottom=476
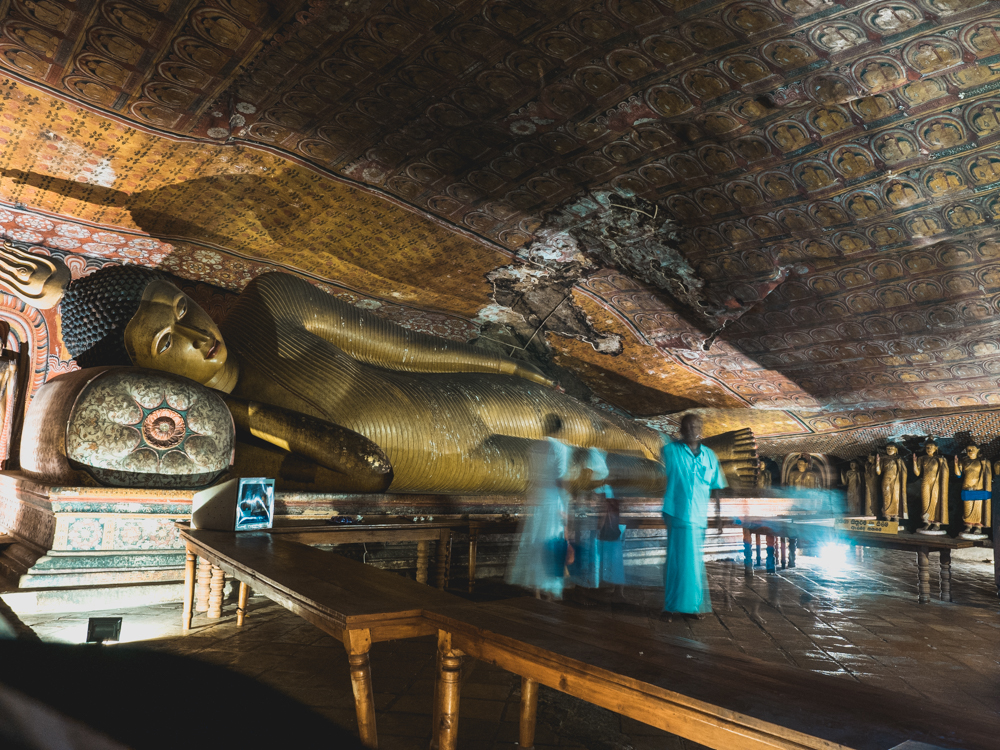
left=11, top=546, right=1000, bottom=750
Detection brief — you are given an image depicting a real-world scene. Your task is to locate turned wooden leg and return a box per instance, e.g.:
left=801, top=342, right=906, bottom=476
left=917, top=548, right=930, bottom=604
left=416, top=540, right=430, bottom=585
left=195, top=557, right=212, bottom=613
left=468, top=527, right=480, bottom=593
left=236, top=581, right=250, bottom=627
left=344, top=630, right=377, bottom=748
left=435, top=530, right=453, bottom=591
left=435, top=631, right=463, bottom=750
left=940, top=548, right=952, bottom=603
left=788, top=538, right=797, bottom=568
left=207, top=565, right=225, bottom=619
left=519, top=676, right=538, bottom=749
left=182, top=550, right=196, bottom=632
left=765, top=533, right=776, bottom=573
left=755, top=533, right=762, bottom=567
left=743, top=527, right=753, bottom=578
left=780, top=536, right=787, bottom=569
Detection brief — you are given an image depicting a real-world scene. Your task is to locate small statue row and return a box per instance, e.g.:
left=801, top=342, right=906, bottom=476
left=841, top=441, right=993, bottom=539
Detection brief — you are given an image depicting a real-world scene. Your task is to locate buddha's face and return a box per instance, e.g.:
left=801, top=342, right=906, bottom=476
left=926, top=443, right=938, bottom=456
left=886, top=445, right=897, bottom=456
left=796, top=459, right=807, bottom=472
left=967, top=445, right=979, bottom=459
left=124, top=280, right=228, bottom=386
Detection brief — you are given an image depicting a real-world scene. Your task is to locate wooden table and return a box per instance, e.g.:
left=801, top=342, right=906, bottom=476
left=424, top=596, right=1000, bottom=750
left=742, top=518, right=985, bottom=604
left=180, top=528, right=462, bottom=748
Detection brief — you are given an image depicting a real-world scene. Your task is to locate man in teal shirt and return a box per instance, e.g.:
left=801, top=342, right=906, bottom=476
left=661, top=415, right=727, bottom=620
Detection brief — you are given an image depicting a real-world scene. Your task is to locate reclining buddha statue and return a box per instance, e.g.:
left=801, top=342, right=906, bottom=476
left=1, top=243, right=674, bottom=494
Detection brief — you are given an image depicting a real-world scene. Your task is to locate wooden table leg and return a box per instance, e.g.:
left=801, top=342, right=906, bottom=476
left=917, top=548, right=931, bottom=604
left=236, top=581, right=250, bottom=626
left=788, top=538, right=797, bottom=568
left=416, top=540, right=430, bottom=585
left=182, top=550, right=195, bottom=632
left=940, top=548, right=952, bottom=603
left=743, top=527, right=753, bottom=578
left=345, top=629, right=377, bottom=749
left=195, top=557, right=212, bottom=613
left=207, top=565, right=225, bottom=619
left=468, top=526, right=480, bottom=593
left=435, top=631, right=462, bottom=750
left=780, top=536, right=787, bottom=569
left=435, top=530, right=452, bottom=591
left=755, top=533, right=762, bottom=567
left=519, top=676, right=538, bottom=749
left=765, top=533, right=776, bottom=573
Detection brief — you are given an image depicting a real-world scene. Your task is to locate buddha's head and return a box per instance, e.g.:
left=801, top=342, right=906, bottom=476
left=967, top=444, right=980, bottom=460
left=795, top=458, right=808, bottom=473
left=886, top=444, right=898, bottom=456
left=925, top=441, right=939, bottom=456
left=849, top=461, right=858, bottom=471
left=60, top=265, right=237, bottom=392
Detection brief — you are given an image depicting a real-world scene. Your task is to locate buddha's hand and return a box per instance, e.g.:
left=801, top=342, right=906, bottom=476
left=223, top=396, right=393, bottom=492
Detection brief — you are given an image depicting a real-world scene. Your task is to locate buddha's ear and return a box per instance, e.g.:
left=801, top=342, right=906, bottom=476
left=0, top=241, right=70, bottom=309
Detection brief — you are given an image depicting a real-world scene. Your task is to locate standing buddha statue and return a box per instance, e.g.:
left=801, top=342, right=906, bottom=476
left=912, top=440, right=948, bottom=534
left=863, top=453, right=879, bottom=516
left=877, top=444, right=907, bottom=522
left=955, top=445, right=991, bottom=539
left=840, top=460, right=863, bottom=516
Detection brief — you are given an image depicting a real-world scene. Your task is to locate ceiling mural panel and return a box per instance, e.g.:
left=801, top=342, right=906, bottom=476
left=2, top=0, right=1000, bottom=452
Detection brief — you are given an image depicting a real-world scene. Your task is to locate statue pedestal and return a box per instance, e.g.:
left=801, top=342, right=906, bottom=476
left=916, top=528, right=948, bottom=536
left=959, top=531, right=988, bottom=540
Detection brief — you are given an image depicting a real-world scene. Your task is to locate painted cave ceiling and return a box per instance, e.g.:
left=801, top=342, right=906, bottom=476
left=2, top=0, right=1000, bottom=455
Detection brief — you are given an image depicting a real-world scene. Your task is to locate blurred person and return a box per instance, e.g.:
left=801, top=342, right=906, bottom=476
left=661, top=415, right=727, bottom=621
left=506, top=413, right=573, bottom=600
left=566, top=447, right=607, bottom=592
left=596, top=458, right=628, bottom=602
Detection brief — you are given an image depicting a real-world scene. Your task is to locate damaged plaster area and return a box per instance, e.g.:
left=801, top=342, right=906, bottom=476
left=480, top=189, right=742, bottom=367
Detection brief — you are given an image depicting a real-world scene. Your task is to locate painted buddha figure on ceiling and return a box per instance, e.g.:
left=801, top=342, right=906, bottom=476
left=2, top=243, right=665, bottom=495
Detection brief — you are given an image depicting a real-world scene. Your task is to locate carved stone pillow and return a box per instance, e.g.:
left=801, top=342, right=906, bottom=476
left=21, top=367, right=234, bottom=489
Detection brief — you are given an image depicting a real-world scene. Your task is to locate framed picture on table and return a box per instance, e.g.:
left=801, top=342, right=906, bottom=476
left=234, top=478, right=275, bottom=531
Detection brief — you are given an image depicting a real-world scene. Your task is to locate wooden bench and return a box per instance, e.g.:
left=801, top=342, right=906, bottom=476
left=180, top=528, right=461, bottom=748
left=180, top=528, right=998, bottom=750
left=742, top=518, right=989, bottom=603
left=425, top=596, right=1000, bottom=750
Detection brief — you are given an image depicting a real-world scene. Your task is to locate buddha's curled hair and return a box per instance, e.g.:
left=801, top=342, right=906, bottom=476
left=59, top=264, right=169, bottom=368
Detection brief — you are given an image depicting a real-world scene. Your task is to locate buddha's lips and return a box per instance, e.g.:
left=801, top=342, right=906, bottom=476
left=205, top=339, right=219, bottom=359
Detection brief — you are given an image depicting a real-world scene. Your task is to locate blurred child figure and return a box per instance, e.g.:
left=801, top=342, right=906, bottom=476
left=506, top=414, right=572, bottom=600
left=597, top=477, right=627, bottom=602
left=566, top=447, right=609, bottom=592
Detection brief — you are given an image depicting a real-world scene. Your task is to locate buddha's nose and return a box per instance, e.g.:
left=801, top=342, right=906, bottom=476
left=175, top=323, right=211, bottom=346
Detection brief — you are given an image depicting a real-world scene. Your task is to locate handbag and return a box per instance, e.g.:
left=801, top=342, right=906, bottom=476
left=545, top=537, right=570, bottom=578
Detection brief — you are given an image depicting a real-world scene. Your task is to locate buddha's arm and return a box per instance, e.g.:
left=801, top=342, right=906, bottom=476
left=223, top=396, right=393, bottom=492
left=245, top=273, right=553, bottom=386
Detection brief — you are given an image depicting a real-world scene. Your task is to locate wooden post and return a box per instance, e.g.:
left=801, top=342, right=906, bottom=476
left=435, top=529, right=452, bottom=590
left=788, top=538, right=797, bottom=568
left=435, top=631, right=462, bottom=750
left=519, top=676, right=538, bottom=749
left=755, top=533, right=762, bottom=567
left=765, top=533, right=776, bottom=573
left=182, top=550, right=195, bottom=632
left=939, top=548, right=952, bottom=603
left=416, top=540, right=430, bottom=584
left=236, top=581, right=250, bottom=626
left=742, top=527, right=753, bottom=578
left=345, top=629, right=377, bottom=748
left=917, top=548, right=931, bottom=604
left=779, top=536, right=787, bottom=569
left=195, top=557, right=212, bottom=612
left=207, top=565, right=225, bottom=619
left=468, top=526, right=480, bottom=593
